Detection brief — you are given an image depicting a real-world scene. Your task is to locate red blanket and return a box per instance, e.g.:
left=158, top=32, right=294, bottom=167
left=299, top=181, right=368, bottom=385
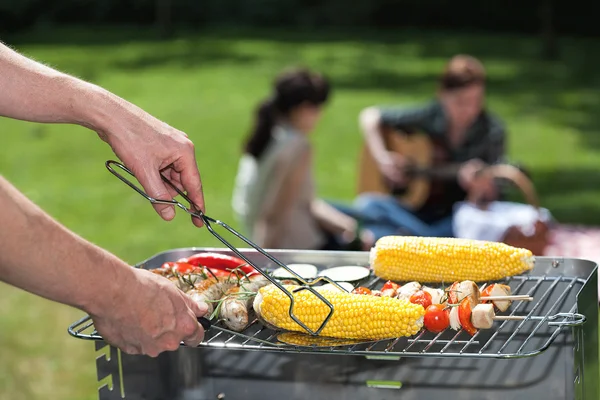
left=543, top=224, right=600, bottom=301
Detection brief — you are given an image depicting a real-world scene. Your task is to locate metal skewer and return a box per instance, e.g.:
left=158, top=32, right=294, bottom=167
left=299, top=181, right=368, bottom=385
left=480, top=295, right=533, bottom=301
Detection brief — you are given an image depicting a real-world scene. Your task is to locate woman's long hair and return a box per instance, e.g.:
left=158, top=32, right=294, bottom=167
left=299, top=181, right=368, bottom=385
left=243, top=68, right=330, bottom=159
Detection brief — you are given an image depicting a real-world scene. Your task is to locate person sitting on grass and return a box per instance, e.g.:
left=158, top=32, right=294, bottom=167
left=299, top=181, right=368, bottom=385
left=355, top=54, right=505, bottom=240
left=232, top=67, right=373, bottom=250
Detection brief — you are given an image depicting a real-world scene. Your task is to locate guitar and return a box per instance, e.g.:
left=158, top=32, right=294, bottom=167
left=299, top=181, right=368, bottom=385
left=357, top=127, right=463, bottom=211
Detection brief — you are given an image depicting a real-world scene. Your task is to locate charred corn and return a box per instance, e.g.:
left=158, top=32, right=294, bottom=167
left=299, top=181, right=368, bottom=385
left=370, top=236, right=534, bottom=283
left=253, top=284, right=425, bottom=340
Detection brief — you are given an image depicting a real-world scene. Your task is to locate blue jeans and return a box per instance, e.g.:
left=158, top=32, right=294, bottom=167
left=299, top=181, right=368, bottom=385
left=329, top=194, right=454, bottom=241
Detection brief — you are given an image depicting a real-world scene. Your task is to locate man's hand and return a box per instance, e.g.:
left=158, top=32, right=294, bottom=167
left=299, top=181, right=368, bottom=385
left=97, top=108, right=205, bottom=227
left=378, top=151, right=409, bottom=188
left=0, top=43, right=206, bottom=227
left=91, top=269, right=208, bottom=357
left=459, top=159, right=497, bottom=201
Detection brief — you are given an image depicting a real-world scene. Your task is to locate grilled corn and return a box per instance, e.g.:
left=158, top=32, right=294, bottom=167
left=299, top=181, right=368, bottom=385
left=370, top=236, right=534, bottom=283
left=254, top=284, right=425, bottom=340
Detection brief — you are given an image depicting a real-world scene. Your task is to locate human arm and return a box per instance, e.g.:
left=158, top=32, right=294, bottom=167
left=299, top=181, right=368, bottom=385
left=311, top=198, right=358, bottom=241
left=0, top=176, right=208, bottom=357
left=359, top=104, right=433, bottom=186
left=359, top=107, right=407, bottom=185
left=457, top=116, right=508, bottom=200
left=0, top=42, right=205, bottom=225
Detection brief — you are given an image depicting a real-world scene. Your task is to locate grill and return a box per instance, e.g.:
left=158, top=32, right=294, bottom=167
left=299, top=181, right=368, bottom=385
left=68, top=248, right=598, bottom=400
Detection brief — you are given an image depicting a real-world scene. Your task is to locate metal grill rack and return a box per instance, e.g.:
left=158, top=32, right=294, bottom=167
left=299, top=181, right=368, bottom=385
left=67, top=161, right=589, bottom=362
left=69, top=256, right=587, bottom=359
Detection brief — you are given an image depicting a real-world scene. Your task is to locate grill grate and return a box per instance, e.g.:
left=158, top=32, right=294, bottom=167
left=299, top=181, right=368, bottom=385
left=69, top=273, right=586, bottom=359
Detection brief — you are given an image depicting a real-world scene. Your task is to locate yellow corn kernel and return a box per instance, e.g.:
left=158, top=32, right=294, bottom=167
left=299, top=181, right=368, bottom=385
left=370, top=236, right=534, bottom=283
left=256, top=284, right=425, bottom=340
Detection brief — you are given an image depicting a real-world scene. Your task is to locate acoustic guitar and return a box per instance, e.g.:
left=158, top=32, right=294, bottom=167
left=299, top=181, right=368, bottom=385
left=356, top=127, right=462, bottom=211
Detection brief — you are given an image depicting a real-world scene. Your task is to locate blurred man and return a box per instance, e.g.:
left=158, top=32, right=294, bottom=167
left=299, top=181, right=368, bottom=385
left=0, top=41, right=208, bottom=357
left=356, top=54, right=506, bottom=239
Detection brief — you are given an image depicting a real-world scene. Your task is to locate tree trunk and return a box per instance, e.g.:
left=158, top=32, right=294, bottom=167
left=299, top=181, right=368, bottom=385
left=156, top=0, right=173, bottom=39
left=539, top=0, right=558, bottom=60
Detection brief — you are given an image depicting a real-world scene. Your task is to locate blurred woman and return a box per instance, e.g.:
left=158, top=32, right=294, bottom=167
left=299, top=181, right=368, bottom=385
left=232, top=68, right=372, bottom=250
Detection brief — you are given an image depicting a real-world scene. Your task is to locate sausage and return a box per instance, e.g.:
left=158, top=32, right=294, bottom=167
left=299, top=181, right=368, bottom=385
left=169, top=276, right=195, bottom=292
left=220, top=275, right=271, bottom=331
left=187, top=277, right=235, bottom=316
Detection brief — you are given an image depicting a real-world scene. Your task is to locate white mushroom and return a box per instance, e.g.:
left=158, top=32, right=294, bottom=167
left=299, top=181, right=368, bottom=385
left=396, top=281, right=421, bottom=301
left=486, top=284, right=513, bottom=312
left=457, top=280, right=481, bottom=308
left=471, top=304, right=495, bottom=330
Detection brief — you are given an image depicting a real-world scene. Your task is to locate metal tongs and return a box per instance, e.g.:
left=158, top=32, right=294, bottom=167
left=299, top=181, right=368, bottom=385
left=106, top=160, right=347, bottom=338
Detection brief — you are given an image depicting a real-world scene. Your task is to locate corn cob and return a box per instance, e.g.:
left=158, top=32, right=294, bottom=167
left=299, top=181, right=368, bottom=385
left=277, top=332, right=367, bottom=347
left=370, top=236, right=534, bottom=283
left=253, top=284, right=425, bottom=340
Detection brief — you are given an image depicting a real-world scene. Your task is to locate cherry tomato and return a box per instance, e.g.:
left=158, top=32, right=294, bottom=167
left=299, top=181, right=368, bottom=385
left=458, top=298, right=478, bottom=336
left=352, top=287, right=372, bottom=295
left=160, top=261, right=177, bottom=270
left=409, top=290, right=432, bottom=309
left=171, top=262, right=197, bottom=274
left=423, top=304, right=450, bottom=333
left=381, top=281, right=400, bottom=292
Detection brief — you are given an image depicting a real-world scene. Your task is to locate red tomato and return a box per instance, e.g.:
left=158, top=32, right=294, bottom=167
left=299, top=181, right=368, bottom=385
left=458, top=298, right=478, bottom=336
left=446, top=282, right=461, bottom=304
left=171, top=262, right=197, bottom=274
left=409, top=290, right=432, bottom=309
left=480, top=284, right=495, bottom=304
left=160, top=261, right=177, bottom=270
left=352, top=287, right=372, bottom=295
left=381, top=281, right=400, bottom=292
left=423, top=304, right=450, bottom=333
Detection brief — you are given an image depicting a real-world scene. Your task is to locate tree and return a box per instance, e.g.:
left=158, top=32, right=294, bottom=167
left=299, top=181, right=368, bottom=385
left=155, top=0, right=173, bottom=39
left=539, top=0, right=558, bottom=60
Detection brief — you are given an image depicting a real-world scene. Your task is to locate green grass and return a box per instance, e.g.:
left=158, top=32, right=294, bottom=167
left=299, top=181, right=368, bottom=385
left=1, top=26, right=599, bottom=399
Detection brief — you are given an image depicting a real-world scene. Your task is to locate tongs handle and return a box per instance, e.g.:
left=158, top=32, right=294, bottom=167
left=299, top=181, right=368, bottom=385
left=105, top=160, right=212, bottom=225
left=198, top=317, right=212, bottom=330
left=105, top=160, right=341, bottom=336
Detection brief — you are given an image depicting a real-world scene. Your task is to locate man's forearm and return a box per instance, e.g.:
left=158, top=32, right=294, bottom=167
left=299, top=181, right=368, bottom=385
left=0, top=176, right=131, bottom=316
left=0, top=42, right=129, bottom=135
left=359, top=107, right=388, bottom=161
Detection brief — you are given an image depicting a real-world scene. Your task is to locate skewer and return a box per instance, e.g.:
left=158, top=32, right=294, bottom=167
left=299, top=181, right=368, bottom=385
left=480, top=295, right=533, bottom=301
left=493, top=315, right=526, bottom=321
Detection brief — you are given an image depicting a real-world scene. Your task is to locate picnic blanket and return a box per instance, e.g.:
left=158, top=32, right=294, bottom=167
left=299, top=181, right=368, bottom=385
left=542, top=224, right=600, bottom=302
left=543, top=224, right=600, bottom=264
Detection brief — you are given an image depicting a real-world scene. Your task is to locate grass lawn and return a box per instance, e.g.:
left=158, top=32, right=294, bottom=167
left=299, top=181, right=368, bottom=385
left=0, top=25, right=599, bottom=399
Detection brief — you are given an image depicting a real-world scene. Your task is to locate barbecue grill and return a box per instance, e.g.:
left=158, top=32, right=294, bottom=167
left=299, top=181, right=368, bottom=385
left=68, top=248, right=598, bottom=400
